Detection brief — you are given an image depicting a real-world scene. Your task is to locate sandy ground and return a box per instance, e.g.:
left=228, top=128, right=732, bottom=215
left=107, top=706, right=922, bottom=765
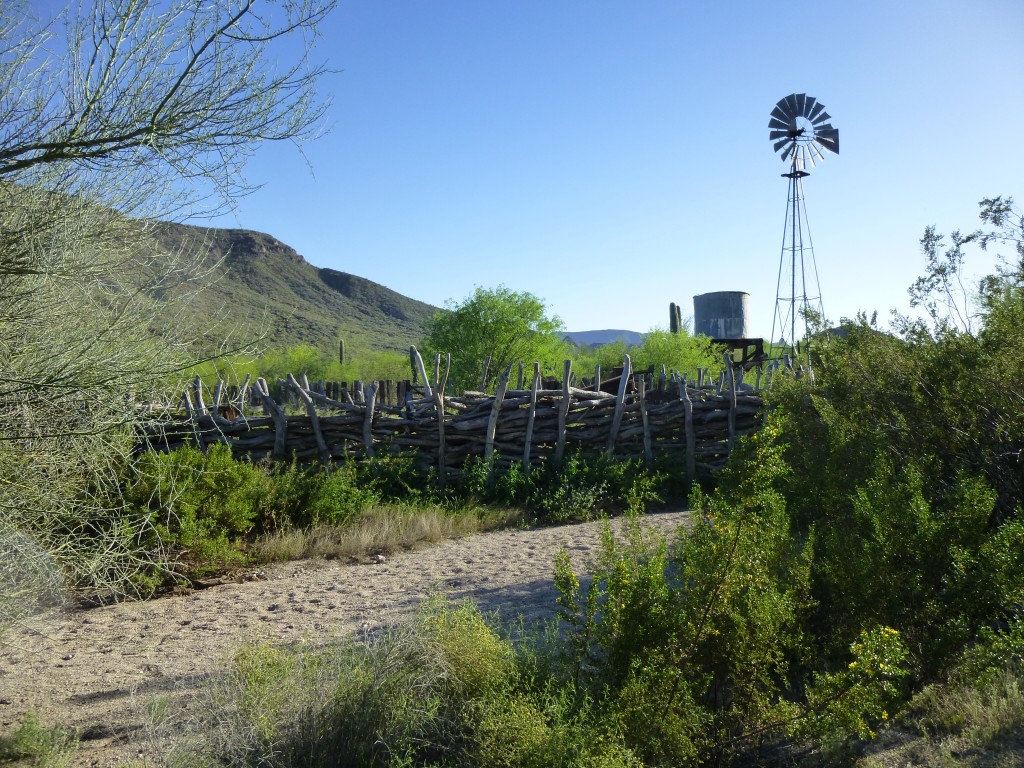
left=0, top=510, right=689, bottom=767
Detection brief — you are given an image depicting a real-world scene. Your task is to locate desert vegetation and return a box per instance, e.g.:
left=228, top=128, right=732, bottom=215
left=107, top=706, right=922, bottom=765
left=1, top=0, right=1022, bottom=764
left=125, top=199, right=1024, bottom=767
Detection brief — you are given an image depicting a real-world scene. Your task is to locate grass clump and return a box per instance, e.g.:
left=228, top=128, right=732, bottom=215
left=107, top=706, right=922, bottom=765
left=161, top=599, right=645, bottom=768
left=0, top=712, right=78, bottom=768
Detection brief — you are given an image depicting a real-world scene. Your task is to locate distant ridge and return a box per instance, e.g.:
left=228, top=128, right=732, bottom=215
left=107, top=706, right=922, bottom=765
left=150, top=221, right=437, bottom=352
left=564, top=329, right=643, bottom=347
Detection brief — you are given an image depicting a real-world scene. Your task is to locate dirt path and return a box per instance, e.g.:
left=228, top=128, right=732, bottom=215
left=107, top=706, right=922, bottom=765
left=0, top=510, right=689, bottom=767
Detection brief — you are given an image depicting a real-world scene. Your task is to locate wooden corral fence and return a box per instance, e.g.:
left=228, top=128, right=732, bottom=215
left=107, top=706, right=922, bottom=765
left=137, top=350, right=766, bottom=482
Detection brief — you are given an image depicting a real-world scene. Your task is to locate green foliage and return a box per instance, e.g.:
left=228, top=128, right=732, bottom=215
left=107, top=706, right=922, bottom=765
left=167, top=598, right=647, bottom=768
left=629, top=328, right=722, bottom=379
left=458, top=449, right=665, bottom=524
left=799, top=627, right=909, bottom=743
left=0, top=711, right=78, bottom=768
left=127, top=444, right=266, bottom=569
left=261, top=460, right=381, bottom=530
left=189, top=341, right=412, bottom=389
left=423, top=285, right=569, bottom=393
left=569, top=328, right=723, bottom=383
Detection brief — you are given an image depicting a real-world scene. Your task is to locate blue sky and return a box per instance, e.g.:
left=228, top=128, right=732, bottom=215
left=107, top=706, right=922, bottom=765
left=208, top=0, right=1024, bottom=338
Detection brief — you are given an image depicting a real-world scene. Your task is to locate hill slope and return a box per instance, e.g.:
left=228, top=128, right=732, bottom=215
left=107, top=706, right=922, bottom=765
left=565, top=329, right=644, bottom=347
left=151, top=222, right=437, bottom=352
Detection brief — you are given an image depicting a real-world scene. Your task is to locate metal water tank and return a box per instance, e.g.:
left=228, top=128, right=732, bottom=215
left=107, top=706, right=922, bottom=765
left=692, top=291, right=750, bottom=338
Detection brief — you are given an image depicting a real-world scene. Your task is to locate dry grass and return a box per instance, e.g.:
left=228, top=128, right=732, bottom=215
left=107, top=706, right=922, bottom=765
left=858, top=668, right=1024, bottom=768
left=252, top=503, right=523, bottom=565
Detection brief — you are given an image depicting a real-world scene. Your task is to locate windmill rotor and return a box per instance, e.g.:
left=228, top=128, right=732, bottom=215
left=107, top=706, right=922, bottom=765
left=768, top=93, right=840, bottom=170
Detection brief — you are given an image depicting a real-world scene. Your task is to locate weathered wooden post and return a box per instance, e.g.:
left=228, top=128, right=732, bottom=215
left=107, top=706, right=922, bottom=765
left=606, top=355, right=631, bottom=455
left=554, top=359, right=573, bottom=466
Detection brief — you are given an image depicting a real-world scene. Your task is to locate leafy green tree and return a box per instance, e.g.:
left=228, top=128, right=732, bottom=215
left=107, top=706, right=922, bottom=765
left=423, top=285, right=568, bottom=392
left=631, top=327, right=722, bottom=379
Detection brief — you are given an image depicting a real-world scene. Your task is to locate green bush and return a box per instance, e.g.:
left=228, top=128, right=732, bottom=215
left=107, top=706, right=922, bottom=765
left=262, top=460, right=380, bottom=529
left=127, top=444, right=266, bottom=569
left=0, top=711, right=78, bottom=767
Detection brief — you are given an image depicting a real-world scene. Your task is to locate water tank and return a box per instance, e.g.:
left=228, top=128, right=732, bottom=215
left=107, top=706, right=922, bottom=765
left=692, top=291, right=750, bottom=338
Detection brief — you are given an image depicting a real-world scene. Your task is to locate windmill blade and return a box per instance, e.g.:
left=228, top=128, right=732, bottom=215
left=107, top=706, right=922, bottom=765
left=773, top=136, right=794, bottom=154
left=810, top=142, right=826, bottom=164
left=784, top=94, right=800, bottom=117
left=804, top=145, right=817, bottom=168
left=811, top=110, right=832, bottom=126
left=769, top=129, right=791, bottom=141
left=769, top=117, right=790, bottom=131
left=804, top=95, right=819, bottom=119
left=815, top=126, right=839, bottom=154
left=771, top=103, right=793, bottom=123
left=807, top=100, right=826, bottom=122
left=795, top=93, right=807, bottom=116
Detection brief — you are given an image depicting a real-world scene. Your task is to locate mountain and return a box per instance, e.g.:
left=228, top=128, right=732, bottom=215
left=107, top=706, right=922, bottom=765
left=564, top=329, right=644, bottom=347
left=150, top=222, right=437, bottom=352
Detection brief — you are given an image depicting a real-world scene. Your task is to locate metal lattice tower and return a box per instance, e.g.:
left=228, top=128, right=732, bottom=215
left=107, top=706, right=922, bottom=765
left=768, top=93, right=839, bottom=367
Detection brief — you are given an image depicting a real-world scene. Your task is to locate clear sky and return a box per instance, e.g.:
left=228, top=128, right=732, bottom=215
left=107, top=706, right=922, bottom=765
left=206, top=0, right=1024, bottom=338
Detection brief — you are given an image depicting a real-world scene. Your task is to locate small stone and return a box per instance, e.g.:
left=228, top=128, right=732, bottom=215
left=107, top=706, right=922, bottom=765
left=372, top=554, right=386, bottom=565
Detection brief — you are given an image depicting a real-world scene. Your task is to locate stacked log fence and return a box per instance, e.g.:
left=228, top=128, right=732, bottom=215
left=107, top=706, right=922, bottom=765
left=138, top=349, right=767, bottom=482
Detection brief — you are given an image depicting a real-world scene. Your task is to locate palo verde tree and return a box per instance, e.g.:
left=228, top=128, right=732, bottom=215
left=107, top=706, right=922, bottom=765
left=423, top=285, right=568, bottom=393
left=0, top=0, right=334, bottom=614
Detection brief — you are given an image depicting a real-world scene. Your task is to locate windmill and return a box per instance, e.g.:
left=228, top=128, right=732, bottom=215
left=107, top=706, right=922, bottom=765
left=768, top=93, right=839, bottom=367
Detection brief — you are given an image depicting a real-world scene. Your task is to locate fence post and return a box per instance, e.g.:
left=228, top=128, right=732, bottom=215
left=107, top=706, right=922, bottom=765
left=554, top=359, right=573, bottom=465
left=363, top=381, right=379, bottom=458
left=523, top=362, right=541, bottom=470
left=479, top=355, right=491, bottom=391
left=410, top=346, right=433, bottom=399
left=256, top=377, right=287, bottom=459
left=435, top=353, right=450, bottom=489
left=288, top=373, right=330, bottom=464
left=640, top=376, right=652, bottom=463
left=681, top=376, right=696, bottom=485
left=606, top=355, right=632, bottom=455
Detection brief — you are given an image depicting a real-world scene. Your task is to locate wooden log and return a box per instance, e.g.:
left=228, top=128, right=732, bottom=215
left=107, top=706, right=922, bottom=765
left=517, top=361, right=524, bottom=391
left=410, top=346, right=433, bottom=398
left=485, top=364, right=512, bottom=480
left=640, top=376, right=652, bottom=463
left=725, top=352, right=737, bottom=450
left=255, top=378, right=288, bottom=459
left=554, top=359, right=573, bottom=465
left=594, top=363, right=601, bottom=393
left=480, top=355, right=491, bottom=391
left=436, top=353, right=450, bottom=488
left=192, top=376, right=208, bottom=416
left=287, top=374, right=330, bottom=463
left=682, top=377, right=697, bottom=484
left=236, top=373, right=251, bottom=413
left=363, top=380, right=379, bottom=458
left=523, top=362, right=541, bottom=469
left=606, top=355, right=632, bottom=454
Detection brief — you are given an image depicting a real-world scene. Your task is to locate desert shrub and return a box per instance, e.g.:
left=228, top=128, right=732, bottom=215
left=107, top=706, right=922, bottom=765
left=262, top=461, right=380, bottom=529
left=527, top=450, right=663, bottom=524
left=548, top=427, right=914, bottom=766
left=0, top=711, right=78, bottom=768
left=456, top=449, right=665, bottom=525
left=126, top=444, right=267, bottom=569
